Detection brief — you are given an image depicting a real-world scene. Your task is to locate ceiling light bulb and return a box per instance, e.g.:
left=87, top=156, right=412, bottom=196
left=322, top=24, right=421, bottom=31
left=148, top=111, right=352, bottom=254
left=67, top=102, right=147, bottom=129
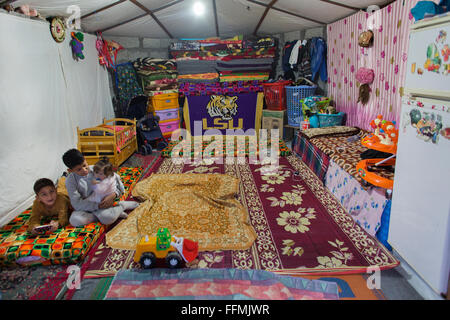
left=193, top=2, right=205, bottom=16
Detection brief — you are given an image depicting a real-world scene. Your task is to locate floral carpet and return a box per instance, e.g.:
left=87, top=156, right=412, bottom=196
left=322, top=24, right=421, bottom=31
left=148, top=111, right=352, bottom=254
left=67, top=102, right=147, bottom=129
left=0, top=264, right=66, bottom=300
left=83, top=155, right=398, bottom=278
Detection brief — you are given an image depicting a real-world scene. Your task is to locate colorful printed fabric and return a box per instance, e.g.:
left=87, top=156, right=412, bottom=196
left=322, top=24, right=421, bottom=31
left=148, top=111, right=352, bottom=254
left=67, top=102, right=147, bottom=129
left=132, top=58, right=176, bottom=73
left=161, top=138, right=291, bottom=158
left=170, top=41, right=243, bottom=52
left=114, top=63, right=143, bottom=116
left=178, top=80, right=264, bottom=97
left=177, top=73, right=219, bottom=81
left=83, top=156, right=399, bottom=278
left=105, top=268, right=340, bottom=300
left=325, top=160, right=388, bottom=236
left=0, top=167, right=143, bottom=267
left=243, top=36, right=276, bottom=49
left=308, top=131, right=395, bottom=185
left=170, top=47, right=277, bottom=61
left=219, top=71, right=270, bottom=82
left=292, top=131, right=330, bottom=183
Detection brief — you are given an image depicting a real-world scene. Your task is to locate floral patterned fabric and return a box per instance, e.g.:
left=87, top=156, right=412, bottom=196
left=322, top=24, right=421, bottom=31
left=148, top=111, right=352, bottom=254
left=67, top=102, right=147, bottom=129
left=161, top=138, right=291, bottom=158
left=325, top=160, right=388, bottom=236
left=327, top=0, right=433, bottom=131
left=114, top=62, right=143, bottom=116
left=106, top=173, right=257, bottom=251
left=83, top=156, right=398, bottom=278
left=309, top=130, right=394, bottom=185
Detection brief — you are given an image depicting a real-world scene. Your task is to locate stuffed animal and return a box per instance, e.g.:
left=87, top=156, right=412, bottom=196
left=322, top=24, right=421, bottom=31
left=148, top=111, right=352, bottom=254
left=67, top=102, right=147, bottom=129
left=70, top=32, right=85, bottom=60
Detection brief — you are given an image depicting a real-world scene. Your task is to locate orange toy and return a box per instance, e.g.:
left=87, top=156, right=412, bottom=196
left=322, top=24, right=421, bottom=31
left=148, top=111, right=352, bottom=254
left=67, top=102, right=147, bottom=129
left=356, top=115, right=397, bottom=192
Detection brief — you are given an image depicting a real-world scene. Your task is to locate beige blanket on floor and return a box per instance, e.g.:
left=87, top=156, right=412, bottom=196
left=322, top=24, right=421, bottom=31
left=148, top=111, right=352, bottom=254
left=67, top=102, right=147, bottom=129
left=106, top=173, right=257, bottom=251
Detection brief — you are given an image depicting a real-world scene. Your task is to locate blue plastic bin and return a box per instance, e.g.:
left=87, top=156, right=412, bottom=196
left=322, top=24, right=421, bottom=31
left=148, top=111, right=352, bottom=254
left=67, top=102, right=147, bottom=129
left=309, top=112, right=345, bottom=128
left=286, top=84, right=317, bottom=126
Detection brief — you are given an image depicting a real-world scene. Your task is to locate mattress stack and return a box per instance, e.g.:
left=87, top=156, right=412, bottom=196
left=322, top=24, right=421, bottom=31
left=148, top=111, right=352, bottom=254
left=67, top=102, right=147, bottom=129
left=169, top=35, right=277, bottom=97
left=133, top=58, right=178, bottom=96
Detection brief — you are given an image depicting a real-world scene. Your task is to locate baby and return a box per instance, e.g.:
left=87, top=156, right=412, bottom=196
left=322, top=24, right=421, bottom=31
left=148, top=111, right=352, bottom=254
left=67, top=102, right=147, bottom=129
left=87, top=158, right=139, bottom=217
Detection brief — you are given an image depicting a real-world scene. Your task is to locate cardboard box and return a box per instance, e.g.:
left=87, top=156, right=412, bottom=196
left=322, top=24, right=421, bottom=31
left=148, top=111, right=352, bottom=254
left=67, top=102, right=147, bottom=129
left=262, top=110, right=287, bottom=140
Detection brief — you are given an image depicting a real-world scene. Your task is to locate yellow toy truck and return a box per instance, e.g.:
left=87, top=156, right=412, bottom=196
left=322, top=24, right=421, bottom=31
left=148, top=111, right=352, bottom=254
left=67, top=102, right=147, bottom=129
left=134, top=227, right=199, bottom=269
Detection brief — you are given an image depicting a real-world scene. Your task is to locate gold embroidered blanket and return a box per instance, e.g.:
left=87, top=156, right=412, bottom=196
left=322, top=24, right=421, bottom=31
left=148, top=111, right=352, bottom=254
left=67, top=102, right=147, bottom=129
left=106, top=173, right=257, bottom=251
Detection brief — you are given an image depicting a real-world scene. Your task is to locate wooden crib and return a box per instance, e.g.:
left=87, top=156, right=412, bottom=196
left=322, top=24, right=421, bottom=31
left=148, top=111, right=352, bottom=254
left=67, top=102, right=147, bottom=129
left=77, top=118, right=138, bottom=167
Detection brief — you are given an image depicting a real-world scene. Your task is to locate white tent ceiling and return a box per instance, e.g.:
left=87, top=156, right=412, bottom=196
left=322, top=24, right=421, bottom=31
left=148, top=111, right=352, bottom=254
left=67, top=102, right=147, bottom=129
left=10, top=0, right=392, bottom=38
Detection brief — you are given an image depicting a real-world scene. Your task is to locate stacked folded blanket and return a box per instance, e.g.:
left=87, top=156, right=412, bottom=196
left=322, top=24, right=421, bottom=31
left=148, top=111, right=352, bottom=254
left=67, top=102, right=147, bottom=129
left=133, top=58, right=179, bottom=96
left=178, top=80, right=265, bottom=97
left=216, top=58, right=274, bottom=72
left=168, top=35, right=277, bottom=96
left=218, top=71, right=270, bottom=82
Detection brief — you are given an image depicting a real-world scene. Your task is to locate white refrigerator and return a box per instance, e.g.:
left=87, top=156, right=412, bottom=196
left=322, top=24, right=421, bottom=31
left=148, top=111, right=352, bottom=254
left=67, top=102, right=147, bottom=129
left=389, top=15, right=450, bottom=296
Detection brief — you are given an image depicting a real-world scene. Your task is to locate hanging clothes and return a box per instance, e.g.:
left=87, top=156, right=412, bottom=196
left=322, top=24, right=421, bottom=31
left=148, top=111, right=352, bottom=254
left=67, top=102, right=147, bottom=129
left=310, top=37, right=327, bottom=82
left=282, top=40, right=297, bottom=73
left=289, top=40, right=302, bottom=68
left=297, top=39, right=312, bottom=80
left=114, top=62, right=143, bottom=117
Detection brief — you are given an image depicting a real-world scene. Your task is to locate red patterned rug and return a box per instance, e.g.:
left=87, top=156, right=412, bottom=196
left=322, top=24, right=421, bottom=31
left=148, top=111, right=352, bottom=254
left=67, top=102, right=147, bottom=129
left=83, top=155, right=398, bottom=278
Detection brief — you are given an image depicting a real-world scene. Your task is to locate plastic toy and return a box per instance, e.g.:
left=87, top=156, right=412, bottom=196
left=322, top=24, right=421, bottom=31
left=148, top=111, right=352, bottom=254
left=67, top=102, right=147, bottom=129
left=134, top=227, right=199, bottom=269
left=70, top=32, right=85, bottom=60
left=356, top=115, right=398, bottom=194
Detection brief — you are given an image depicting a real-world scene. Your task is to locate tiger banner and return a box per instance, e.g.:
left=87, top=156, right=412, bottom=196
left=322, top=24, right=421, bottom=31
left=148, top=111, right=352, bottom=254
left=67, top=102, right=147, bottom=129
left=183, top=92, right=264, bottom=136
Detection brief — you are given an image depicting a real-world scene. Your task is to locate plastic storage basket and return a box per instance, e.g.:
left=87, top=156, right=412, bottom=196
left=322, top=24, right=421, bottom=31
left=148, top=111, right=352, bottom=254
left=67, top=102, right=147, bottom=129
left=310, top=112, right=345, bottom=128
left=286, top=80, right=317, bottom=126
left=262, top=80, right=291, bottom=111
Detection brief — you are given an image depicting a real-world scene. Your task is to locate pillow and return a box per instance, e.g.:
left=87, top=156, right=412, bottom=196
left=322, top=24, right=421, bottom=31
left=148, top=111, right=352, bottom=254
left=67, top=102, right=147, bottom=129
left=300, top=126, right=360, bottom=139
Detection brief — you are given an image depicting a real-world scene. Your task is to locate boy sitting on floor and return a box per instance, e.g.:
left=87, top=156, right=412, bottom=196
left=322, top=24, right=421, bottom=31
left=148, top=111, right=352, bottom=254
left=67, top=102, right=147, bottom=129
left=27, top=178, right=71, bottom=235
left=62, top=148, right=139, bottom=227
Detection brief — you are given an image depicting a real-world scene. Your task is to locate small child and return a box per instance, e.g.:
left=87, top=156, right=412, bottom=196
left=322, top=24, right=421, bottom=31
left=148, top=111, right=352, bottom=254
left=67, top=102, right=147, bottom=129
left=27, top=178, right=71, bottom=235
left=87, top=159, right=120, bottom=204
left=87, top=158, right=139, bottom=215
left=62, top=149, right=139, bottom=227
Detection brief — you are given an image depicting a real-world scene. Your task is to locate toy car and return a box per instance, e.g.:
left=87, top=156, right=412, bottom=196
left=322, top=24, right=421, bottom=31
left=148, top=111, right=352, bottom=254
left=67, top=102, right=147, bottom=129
left=134, top=227, right=198, bottom=269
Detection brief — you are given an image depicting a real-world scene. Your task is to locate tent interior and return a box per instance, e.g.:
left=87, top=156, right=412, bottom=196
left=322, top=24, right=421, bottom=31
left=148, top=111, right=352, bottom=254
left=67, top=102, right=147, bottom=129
left=0, top=0, right=449, bottom=302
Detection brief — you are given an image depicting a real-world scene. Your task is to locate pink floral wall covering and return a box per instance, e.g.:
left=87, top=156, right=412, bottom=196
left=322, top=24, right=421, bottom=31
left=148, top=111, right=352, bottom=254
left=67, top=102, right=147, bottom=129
left=327, top=0, right=440, bottom=131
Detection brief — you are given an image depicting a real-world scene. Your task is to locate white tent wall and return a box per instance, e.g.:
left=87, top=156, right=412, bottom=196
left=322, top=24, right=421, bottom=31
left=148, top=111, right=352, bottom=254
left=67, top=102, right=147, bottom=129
left=0, top=12, right=114, bottom=226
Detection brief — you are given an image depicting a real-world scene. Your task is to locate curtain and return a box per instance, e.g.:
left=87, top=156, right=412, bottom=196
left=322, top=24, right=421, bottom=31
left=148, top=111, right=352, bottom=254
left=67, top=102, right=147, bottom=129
left=326, top=0, right=440, bottom=131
